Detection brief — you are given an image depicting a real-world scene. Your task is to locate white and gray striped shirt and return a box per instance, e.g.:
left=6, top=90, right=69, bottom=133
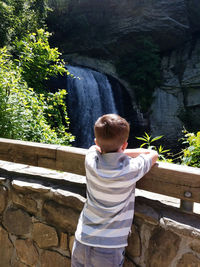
left=75, top=146, right=152, bottom=248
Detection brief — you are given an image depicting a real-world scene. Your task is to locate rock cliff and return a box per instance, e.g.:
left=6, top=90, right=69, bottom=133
left=150, top=37, right=200, bottom=144
left=47, top=0, right=200, bottom=55
left=47, top=0, right=200, bottom=146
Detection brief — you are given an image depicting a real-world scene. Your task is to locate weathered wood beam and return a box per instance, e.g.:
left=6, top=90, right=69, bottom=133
left=0, top=138, right=86, bottom=175
left=137, top=162, right=200, bottom=203
left=0, top=138, right=199, bottom=203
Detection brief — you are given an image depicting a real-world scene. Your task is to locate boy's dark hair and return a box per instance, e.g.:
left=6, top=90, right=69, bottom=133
left=94, top=114, right=130, bottom=153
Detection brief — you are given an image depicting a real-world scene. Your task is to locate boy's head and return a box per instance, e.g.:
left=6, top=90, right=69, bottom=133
left=94, top=114, right=130, bottom=153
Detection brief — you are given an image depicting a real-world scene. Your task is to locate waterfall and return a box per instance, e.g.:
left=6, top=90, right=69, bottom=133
left=66, top=65, right=118, bottom=148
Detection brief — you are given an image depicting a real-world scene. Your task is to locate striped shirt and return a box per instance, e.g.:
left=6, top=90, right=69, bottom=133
left=75, top=145, right=152, bottom=248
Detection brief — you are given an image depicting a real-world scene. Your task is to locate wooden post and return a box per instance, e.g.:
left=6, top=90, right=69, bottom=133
left=180, top=191, right=194, bottom=212
left=180, top=201, right=194, bottom=212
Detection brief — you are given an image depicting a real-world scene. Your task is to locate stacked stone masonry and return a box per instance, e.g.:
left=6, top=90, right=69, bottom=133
left=0, top=161, right=199, bottom=267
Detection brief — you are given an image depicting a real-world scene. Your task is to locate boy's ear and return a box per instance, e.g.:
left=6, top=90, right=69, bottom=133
left=121, top=142, right=128, bottom=151
left=94, top=138, right=101, bottom=153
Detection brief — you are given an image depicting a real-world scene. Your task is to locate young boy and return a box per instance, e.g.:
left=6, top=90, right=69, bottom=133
left=72, top=114, right=158, bottom=267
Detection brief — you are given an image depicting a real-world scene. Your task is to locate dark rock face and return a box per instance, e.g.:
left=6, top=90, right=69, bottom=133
left=186, top=0, right=200, bottom=32
left=47, top=0, right=200, bottom=147
left=150, top=37, right=200, bottom=145
left=47, top=0, right=200, bottom=55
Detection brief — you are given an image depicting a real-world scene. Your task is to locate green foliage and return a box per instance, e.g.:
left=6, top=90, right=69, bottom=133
left=116, top=37, right=161, bottom=112
left=13, top=29, right=68, bottom=91
left=0, top=0, right=48, bottom=47
left=136, top=132, right=163, bottom=149
left=181, top=131, right=200, bottom=168
left=0, top=1, right=11, bottom=46
left=0, top=45, right=74, bottom=145
left=44, top=89, right=74, bottom=143
left=136, top=132, right=172, bottom=162
left=136, top=130, right=200, bottom=167
left=0, top=1, right=74, bottom=146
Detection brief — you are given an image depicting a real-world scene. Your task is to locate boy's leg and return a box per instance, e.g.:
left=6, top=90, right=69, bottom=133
left=71, top=239, right=85, bottom=267
left=71, top=239, right=125, bottom=267
left=88, top=246, right=125, bottom=267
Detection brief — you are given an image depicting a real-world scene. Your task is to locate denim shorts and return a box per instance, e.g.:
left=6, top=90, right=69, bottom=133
left=71, top=239, right=125, bottom=267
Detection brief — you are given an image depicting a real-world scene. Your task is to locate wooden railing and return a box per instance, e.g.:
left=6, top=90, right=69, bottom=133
left=0, top=138, right=200, bottom=212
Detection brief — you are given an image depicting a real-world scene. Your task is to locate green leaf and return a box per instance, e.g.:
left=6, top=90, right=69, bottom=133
left=151, top=135, right=163, bottom=142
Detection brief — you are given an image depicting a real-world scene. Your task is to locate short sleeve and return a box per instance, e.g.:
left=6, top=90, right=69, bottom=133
left=85, top=145, right=98, bottom=169
left=129, top=154, right=152, bottom=183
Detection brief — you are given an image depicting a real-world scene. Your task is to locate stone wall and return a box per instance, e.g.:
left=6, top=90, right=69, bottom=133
left=0, top=160, right=200, bottom=267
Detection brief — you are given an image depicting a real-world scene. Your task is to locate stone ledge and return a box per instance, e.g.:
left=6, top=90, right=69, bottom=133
left=135, top=196, right=200, bottom=239
left=0, top=160, right=86, bottom=197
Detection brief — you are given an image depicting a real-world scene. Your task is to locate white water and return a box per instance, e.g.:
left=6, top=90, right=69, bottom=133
left=66, top=65, right=118, bottom=148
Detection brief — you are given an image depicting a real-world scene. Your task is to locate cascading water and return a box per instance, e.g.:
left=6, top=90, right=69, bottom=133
left=66, top=65, right=118, bottom=148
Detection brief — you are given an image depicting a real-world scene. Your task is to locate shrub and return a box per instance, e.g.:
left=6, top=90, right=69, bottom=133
left=0, top=47, right=74, bottom=145
left=13, top=29, right=68, bottom=92
left=181, top=131, right=200, bottom=168
left=0, top=0, right=48, bottom=47
left=136, top=132, right=172, bottom=162
left=0, top=2, right=74, bottom=146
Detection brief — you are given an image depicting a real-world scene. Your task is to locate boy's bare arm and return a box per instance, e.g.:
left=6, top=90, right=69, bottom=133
left=124, top=148, right=158, bottom=166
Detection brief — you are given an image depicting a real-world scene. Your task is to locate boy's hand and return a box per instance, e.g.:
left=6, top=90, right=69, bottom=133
left=124, top=148, right=158, bottom=166
left=124, top=148, right=151, bottom=157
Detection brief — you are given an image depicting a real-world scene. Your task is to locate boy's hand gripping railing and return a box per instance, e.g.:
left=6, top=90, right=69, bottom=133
left=0, top=138, right=199, bottom=213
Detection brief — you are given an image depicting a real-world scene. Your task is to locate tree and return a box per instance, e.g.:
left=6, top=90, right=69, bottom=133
left=0, top=1, right=74, bottom=145
left=13, top=29, right=69, bottom=92
left=0, top=0, right=48, bottom=47
left=0, top=46, right=74, bottom=145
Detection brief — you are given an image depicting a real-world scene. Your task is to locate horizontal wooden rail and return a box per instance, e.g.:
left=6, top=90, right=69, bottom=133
left=0, top=138, right=86, bottom=175
left=0, top=138, right=200, bottom=204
